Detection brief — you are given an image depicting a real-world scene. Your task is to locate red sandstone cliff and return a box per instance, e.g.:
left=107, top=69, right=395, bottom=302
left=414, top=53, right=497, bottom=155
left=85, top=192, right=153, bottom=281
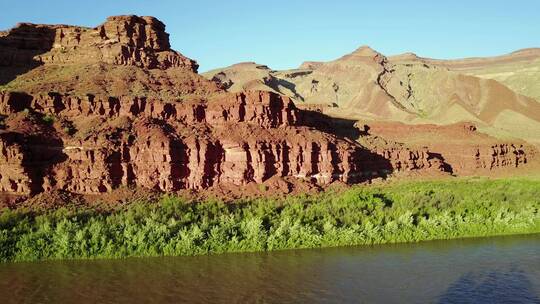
left=0, top=15, right=218, bottom=99
left=363, top=122, right=534, bottom=175
left=0, top=15, right=196, bottom=70
left=1, top=90, right=431, bottom=195
left=0, top=15, right=536, bottom=202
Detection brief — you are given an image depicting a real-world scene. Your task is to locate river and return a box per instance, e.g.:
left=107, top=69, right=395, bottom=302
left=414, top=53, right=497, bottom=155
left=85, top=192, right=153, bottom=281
left=1, top=234, right=539, bottom=303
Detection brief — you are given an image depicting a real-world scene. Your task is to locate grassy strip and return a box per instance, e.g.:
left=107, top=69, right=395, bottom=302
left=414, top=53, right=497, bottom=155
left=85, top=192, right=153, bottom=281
left=1, top=178, right=539, bottom=262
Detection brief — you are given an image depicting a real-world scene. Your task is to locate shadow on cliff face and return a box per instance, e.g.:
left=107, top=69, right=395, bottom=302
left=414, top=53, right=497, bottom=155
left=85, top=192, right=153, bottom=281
left=264, top=76, right=305, bottom=102
left=1, top=131, right=68, bottom=195
left=353, top=149, right=394, bottom=183
left=26, top=134, right=68, bottom=194
left=300, top=109, right=361, bottom=141
left=427, top=152, right=454, bottom=174
left=0, top=24, right=56, bottom=85
left=1, top=107, right=69, bottom=194
left=300, top=109, right=394, bottom=182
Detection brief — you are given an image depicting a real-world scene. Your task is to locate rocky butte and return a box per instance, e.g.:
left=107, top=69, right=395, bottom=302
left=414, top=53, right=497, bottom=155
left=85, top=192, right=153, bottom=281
left=0, top=15, right=537, bottom=204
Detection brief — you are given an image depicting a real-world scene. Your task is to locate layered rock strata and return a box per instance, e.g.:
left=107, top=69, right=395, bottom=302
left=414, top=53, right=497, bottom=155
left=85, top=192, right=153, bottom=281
left=364, top=122, right=534, bottom=175
left=2, top=14, right=534, bottom=200
left=0, top=15, right=196, bottom=70
left=2, top=90, right=442, bottom=195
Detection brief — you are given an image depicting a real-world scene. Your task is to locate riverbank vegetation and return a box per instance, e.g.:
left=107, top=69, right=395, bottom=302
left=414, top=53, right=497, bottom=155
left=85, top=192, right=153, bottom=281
left=1, top=178, right=539, bottom=262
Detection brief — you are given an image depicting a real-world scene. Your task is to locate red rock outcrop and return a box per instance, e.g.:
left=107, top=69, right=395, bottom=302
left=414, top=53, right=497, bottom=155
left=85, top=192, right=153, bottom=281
left=0, top=15, right=217, bottom=100
left=2, top=15, right=534, bottom=203
left=0, top=15, right=196, bottom=71
left=371, top=146, right=444, bottom=172
left=2, top=90, right=412, bottom=195
left=0, top=132, right=33, bottom=193
left=364, top=122, right=535, bottom=175
left=0, top=90, right=298, bottom=127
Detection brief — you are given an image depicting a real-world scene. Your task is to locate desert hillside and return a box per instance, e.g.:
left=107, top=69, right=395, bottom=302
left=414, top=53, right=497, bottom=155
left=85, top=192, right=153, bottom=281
left=204, top=47, right=540, bottom=144
left=389, top=48, right=540, bottom=102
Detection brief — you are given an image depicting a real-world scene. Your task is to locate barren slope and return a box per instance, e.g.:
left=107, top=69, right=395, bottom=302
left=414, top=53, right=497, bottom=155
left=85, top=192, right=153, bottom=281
left=204, top=46, right=540, bottom=144
left=389, top=48, right=540, bottom=102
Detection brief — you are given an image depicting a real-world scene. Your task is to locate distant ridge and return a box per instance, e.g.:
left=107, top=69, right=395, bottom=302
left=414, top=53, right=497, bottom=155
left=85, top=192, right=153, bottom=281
left=204, top=45, right=540, bottom=145
left=389, top=48, right=540, bottom=69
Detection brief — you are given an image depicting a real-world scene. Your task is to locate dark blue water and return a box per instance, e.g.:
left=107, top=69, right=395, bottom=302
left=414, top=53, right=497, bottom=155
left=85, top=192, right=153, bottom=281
left=0, top=234, right=539, bottom=303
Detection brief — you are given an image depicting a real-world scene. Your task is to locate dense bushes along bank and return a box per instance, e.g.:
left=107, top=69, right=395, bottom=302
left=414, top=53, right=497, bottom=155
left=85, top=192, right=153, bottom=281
left=1, top=178, right=539, bottom=262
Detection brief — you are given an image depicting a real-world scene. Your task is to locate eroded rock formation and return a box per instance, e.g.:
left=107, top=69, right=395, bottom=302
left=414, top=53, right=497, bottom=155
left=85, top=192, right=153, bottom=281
left=0, top=15, right=536, bottom=202
left=1, top=90, right=440, bottom=195
left=0, top=15, right=196, bottom=70
left=364, top=122, right=535, bottom=175
left=0, top=15, right=218, bottom=99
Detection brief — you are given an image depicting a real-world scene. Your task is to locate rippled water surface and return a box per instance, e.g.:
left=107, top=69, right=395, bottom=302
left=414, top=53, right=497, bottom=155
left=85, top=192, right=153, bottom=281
left=1, top=234, right=539, bottom=303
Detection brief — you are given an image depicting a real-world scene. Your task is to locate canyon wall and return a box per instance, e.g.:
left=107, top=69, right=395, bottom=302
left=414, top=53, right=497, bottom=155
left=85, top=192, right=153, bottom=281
left=1, top=90, right=530, bottom=196
left=0, top=15, right=536, bottom=200
left=2, top=90, right=444, bottom=195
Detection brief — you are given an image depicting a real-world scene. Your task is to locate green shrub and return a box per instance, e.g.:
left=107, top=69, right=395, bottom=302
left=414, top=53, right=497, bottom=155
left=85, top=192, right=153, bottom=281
left=0, top=178, right=539, bottom=262
left=41, top=114, right=55, bottom=125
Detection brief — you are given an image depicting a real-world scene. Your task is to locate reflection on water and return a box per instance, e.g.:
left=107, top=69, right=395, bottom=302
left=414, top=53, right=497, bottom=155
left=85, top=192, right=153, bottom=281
left=439, top=269, right=540, bottom=304
left=0, top=234, right=539, bottom=304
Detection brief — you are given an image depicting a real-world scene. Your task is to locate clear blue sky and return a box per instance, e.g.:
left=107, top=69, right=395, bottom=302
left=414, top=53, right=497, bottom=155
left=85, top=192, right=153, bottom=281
left=1, top=0, right=539, bottom=72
